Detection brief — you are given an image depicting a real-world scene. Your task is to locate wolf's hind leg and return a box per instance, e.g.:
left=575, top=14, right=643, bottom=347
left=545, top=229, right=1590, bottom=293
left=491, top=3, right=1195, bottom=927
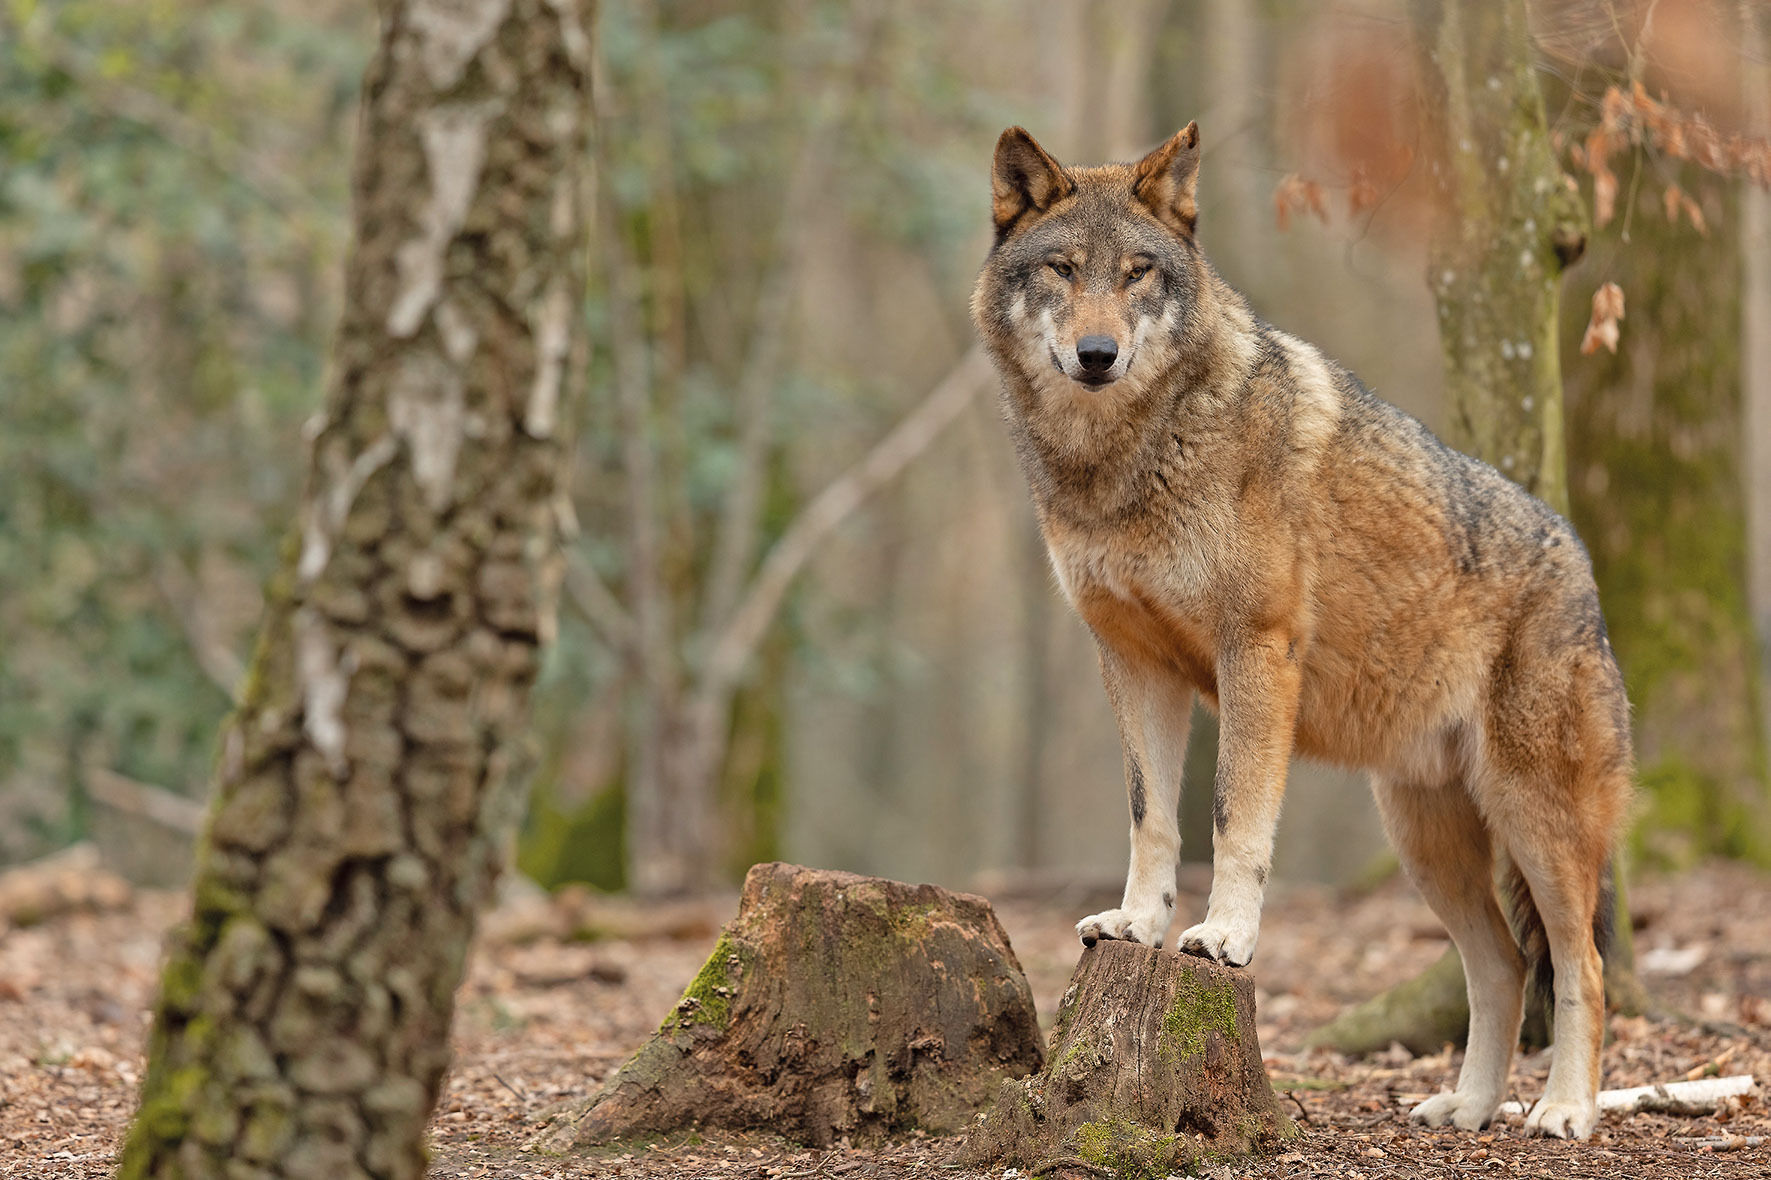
left=1076, top=648, right=1193, bottom=950
left=1508, top=829, right=1609, bottom=1140
left=1373, top=773, right=1524, bottom=1133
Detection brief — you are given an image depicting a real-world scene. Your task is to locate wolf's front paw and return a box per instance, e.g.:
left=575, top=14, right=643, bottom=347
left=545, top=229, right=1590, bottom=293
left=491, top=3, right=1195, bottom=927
left=1409, top=1089, right=1501, bottom=1131
left=1075, top=907, right=1169, bottom=949
left=1176, top=918, right=1258, bottom=967
left=1524, top=1097, right=1597, bottom=1140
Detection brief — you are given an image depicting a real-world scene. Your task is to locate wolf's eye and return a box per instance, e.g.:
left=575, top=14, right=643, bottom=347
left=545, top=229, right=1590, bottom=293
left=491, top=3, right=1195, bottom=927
left=1127, top=263, right=1151, bottom=283
left=1048, top=261, right=1075, bottom=280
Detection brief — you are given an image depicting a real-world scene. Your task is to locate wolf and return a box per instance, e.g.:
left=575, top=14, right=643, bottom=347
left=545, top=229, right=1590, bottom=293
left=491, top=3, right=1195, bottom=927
left=972, top=123, right=1632, bottom=1140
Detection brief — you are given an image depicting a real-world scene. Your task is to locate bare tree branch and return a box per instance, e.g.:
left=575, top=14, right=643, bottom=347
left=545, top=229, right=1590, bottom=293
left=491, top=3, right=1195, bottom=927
left=698, top=345, right=993, bottom=704
left=696, top=6, right=883, bottom=649
left=152, top=556, right=248, bottom=704
left=84, top=765, right=205, bottom=835
left=563, top=552, right=637, bottom=655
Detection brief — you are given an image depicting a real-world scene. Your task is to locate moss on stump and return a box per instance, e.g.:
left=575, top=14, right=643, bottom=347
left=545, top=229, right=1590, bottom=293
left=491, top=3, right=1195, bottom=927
left=961, top=940, right=1294, bottom=1178
left=549, top=862, right=1044, bottom=1149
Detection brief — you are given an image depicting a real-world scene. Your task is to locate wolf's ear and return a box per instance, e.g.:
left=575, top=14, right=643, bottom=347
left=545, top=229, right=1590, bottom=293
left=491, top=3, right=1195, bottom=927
left=992, top=127, right=1074, bottom=236
left=1133, top=122, right=1201, bottom=236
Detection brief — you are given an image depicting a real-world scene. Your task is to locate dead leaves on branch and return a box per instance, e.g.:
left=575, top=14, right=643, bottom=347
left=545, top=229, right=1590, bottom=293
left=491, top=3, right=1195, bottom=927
left=1274, top=173, right=1329, bottom=231
left=1581, top=282, right=1627, bottom=356
left=1567, top=82, right=1771, bottom=229
left=1661, top=183, right=1708, bottom=235
left=1272, top=167, right=1390, bottom=232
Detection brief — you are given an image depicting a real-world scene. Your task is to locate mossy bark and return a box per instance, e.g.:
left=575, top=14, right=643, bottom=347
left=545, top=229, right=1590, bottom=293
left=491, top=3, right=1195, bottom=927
left=550, top=863, right=1045, bottom=1150
left=115, top=2, right=595, bottom=1176
left=1563, top=173, right=1771, bottom=867
left=1413, top=0, right=1587, bottom=509
left=961, top=941, right=1293, bottom=1179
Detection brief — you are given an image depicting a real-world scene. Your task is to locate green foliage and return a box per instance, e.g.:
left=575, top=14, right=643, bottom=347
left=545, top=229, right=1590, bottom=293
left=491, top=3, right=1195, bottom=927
left=0, top=0, right=368, bottom=859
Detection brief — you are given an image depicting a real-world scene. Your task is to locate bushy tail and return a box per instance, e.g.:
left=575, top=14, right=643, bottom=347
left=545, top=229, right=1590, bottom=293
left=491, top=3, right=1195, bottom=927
left=1499, top=856, right=1615, bottom=1024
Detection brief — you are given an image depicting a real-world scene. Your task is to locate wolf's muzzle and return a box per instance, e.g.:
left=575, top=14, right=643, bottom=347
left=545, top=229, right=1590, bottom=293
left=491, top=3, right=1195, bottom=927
left=1077, top=335, right=1119, bottom=377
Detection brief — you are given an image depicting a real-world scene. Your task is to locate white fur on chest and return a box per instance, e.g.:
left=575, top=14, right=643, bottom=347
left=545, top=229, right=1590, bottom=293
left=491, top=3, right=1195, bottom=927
left=1046, top=522, right=1218, bottom=616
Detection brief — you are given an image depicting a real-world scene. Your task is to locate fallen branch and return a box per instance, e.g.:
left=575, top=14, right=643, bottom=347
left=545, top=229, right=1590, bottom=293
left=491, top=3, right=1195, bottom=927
left=1679, top=1134, right=1765, bottom=1151
left=1495, top=1074, right=1755, bottom=1119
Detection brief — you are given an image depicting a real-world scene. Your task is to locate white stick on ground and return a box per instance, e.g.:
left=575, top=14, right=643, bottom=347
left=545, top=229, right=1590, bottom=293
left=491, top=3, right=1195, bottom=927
left=1493, top=1075, right=1755, bottom=1119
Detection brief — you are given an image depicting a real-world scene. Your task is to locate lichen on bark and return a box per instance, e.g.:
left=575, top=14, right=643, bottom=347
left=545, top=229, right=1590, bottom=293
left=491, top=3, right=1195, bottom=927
left=115, top=1, right=596, bottom=1176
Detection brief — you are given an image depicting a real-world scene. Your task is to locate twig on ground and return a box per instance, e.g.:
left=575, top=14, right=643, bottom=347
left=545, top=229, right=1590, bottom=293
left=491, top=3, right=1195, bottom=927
left=1684, top=1043, right=1741, bottom=1080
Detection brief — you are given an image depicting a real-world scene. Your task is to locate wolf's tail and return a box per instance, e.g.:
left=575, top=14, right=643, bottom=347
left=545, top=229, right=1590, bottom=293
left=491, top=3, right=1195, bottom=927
left=1498, top=855, right=1615, bottom=1015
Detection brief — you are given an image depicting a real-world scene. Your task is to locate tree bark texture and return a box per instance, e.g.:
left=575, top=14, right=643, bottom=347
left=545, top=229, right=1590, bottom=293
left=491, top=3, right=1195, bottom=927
left=552, top=863, right=1044, bottom=1150
left=116, top=1, right=595, bottom=1176
left=961, top=941, right=1293, bottom=1179
left=1414, top=0, right=1587, bottom=510
left=1564, top=172, right=1771, bottom=866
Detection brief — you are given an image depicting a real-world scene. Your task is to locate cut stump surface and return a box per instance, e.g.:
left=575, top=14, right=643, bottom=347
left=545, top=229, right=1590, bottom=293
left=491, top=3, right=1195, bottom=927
left=962, top=940, right=1294, bottom=1178
left=552, top=862, right=1044, bottom=1149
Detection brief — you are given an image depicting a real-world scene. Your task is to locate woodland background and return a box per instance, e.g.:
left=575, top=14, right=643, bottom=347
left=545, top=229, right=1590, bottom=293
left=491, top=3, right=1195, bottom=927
left=2, top=0, right=1769, bottom=901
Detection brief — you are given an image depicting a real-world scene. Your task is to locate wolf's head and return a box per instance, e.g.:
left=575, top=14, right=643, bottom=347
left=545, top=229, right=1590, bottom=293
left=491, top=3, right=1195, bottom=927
left=972, top=124, right=1208, bottom=410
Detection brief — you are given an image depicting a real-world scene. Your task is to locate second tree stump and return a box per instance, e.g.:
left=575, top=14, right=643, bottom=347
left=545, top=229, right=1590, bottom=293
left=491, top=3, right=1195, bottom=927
left=550, top=862, right=1045, bottom=1150
left=963, top=940, right=1294, bottom=1177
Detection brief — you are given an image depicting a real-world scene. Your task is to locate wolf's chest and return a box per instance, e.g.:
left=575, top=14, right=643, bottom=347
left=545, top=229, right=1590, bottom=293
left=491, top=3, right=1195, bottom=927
left=1047, top=532, right=1221, bottom=697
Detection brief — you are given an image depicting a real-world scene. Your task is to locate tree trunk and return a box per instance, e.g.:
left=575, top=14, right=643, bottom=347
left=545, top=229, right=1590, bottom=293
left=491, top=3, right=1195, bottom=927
left=961, top=941, right=1294, bottom=1178
left=1747, top=0, right=1771, bottom=754
left=115, top=1, right=595, bottom=1176
left=551, top=863, right=1044, bottom=1150
left=1314, top=0, right=1645, bottom=1054
left=1415, top=0, right=1586, bottom=508
left=1564, top=171, right=1771, bottom=866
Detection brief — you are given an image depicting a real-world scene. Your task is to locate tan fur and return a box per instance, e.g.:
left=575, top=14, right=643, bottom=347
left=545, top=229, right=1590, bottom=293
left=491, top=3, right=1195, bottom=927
left=974, top=125, right=1632, bottom=1141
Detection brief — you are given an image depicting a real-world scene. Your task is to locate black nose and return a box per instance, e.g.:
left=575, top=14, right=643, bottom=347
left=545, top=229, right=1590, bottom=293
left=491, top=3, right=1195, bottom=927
left=1076, top=335, right=1118, bottom=374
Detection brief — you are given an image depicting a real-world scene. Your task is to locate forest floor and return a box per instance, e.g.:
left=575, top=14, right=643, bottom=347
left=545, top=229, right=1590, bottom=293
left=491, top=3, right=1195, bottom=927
left=0, top=853, right=1765, bottom=1179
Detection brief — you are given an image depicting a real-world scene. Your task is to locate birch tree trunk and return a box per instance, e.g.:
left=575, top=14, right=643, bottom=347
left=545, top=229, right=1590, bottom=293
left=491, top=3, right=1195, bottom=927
left=115, top=1, right=595, bottom=1175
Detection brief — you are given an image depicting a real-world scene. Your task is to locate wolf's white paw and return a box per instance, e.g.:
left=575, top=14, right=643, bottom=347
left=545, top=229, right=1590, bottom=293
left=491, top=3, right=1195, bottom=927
left=1409, top=1089, right=1501, bottom=1131
left=1176, top=918, right=1258, bottom=967
left=1524, top=1096, right=1597, bottom=1140
left=1075, top=907, right=1169, bottom=949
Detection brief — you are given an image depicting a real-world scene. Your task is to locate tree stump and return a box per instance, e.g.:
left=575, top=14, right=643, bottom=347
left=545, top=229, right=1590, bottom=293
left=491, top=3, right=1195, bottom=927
left=550, top=862, right=1044, bottom=1150
left=961, top=941, right=1294, bottom=1178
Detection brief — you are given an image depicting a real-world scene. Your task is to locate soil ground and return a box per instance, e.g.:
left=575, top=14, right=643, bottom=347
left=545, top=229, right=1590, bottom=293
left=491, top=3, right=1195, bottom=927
left=0, top=858, right=1765, bottom=1179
